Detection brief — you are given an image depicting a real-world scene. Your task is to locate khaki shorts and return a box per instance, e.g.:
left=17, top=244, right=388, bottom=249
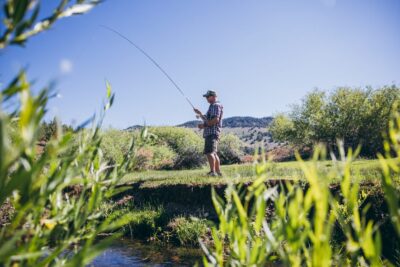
left=204, top=134, right=219, bottom=155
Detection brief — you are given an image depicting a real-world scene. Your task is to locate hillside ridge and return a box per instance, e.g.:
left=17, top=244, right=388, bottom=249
left=177, top=116, right=273, bottom=128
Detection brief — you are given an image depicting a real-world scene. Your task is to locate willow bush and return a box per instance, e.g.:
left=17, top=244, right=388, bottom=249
left=202, top=110, right=400, bottom=266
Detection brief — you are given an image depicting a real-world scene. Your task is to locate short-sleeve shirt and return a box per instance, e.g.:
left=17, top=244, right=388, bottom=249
left=203, top=102, right=223, bottom=137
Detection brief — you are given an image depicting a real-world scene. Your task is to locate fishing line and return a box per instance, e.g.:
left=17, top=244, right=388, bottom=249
left=100, top=25, right=196, bottom=110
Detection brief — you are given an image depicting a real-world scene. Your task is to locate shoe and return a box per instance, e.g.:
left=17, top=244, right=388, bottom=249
left=217, top=172, right=223, bottom=177
left=207, top=171, right=218, bottom=177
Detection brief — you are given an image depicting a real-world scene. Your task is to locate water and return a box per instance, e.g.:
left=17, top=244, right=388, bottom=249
left=89, top=238, right=203, bottom=266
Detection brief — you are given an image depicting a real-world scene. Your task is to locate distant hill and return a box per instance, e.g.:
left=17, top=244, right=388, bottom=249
left=125, top=125, right=144, bottom=131
left=178, top=116, right=273, bottom=128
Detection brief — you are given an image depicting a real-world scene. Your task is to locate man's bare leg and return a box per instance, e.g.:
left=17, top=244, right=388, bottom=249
left=214, top=153, right=221, bottom=174
left=206, top=154, right=215, bottom=173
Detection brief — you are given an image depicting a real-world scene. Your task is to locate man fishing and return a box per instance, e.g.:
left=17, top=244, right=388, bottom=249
left=194, top=90, right=224, bottom=177
left=102, top=28, right=225, bottom=176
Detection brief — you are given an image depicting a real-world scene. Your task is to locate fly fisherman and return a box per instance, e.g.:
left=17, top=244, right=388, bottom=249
left=194, top=90, right=224, bottom=177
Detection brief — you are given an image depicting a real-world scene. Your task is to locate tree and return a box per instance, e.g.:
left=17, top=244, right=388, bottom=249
left=270, top=86, right=400, bottom=157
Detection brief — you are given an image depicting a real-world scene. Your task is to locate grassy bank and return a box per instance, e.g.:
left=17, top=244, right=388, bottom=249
left=100, top=201, right=213, bottom=248
left=105, top=158, right=400, bottom=261
left=120, top=159, right=389, bottom=188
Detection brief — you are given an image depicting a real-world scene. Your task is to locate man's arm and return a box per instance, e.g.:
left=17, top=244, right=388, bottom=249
left=198, top=117, right=218, bottom=129
left=204, top=104, right=221, bottom=126
left=205, top=117, right=219, bottom=126
left=193, top=108, right=207, bottom=121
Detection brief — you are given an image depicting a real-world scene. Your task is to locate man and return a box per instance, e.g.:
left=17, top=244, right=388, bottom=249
left=194, top=90, right=224, bottom=177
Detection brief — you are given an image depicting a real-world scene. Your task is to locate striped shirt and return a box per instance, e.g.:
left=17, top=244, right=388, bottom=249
left=203, top=102, right=223, bottom=137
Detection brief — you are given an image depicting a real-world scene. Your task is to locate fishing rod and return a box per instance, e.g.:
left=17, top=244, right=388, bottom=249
left=100, top=25, right=198, bottom=114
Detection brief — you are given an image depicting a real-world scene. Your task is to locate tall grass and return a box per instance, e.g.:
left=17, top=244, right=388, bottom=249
left=201, top=112, right=400, bottom=266
left=0, top=2, right=145, bottom=265
left=0, top=72, right=138, bottom=266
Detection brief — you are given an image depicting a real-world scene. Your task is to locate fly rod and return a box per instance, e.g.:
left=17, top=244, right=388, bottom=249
left=100, top=25, right=197, bottom=112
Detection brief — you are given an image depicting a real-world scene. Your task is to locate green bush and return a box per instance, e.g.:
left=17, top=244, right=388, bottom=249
left=150, top=127, right=205, bottom=169
left=219, top=133, right=244, bottom=164
left=101, top=129, right=136, bottom=165
left=150, top=145, right=176, bottom=170
left=132, top=145, right=176, bottom=170
left=101, top=129, right=177, bottom=170
left=270, top=86, right=400, bottom=157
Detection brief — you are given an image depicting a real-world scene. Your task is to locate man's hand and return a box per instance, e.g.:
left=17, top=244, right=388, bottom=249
left=198, top=123, right=205, bottom=129
left=193, top=108, right=202, bottom=115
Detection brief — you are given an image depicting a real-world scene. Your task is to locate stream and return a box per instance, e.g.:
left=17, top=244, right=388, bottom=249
left=89, top=238, right=203, bottom=266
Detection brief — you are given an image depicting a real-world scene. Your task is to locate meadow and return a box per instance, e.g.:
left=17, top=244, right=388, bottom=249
left=120, top=159, right=390, bottom=188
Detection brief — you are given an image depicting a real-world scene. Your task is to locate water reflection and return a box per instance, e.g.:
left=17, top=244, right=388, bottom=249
left=89, top=238, right=203, bottom=267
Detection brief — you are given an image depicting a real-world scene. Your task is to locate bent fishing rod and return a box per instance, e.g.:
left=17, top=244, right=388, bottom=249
left=100, top=25, right=206, bottom=121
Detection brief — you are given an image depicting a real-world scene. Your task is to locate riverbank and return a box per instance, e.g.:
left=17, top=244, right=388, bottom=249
left=106, top=159, right=400, bottom=263
left=2, top=159, right=397, bottom=265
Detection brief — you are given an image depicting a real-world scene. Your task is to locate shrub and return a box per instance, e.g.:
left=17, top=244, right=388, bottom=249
left=150, top=127, right=205, bottom=169
left=101, top=129, right=177, bottom=171
left=133, top=146, right=154, bottom=170
left=151, top=145, right=176, bottom=170
left=219, top=133, right=244, bottom=164
left=101, top=129, right=136, bottom=165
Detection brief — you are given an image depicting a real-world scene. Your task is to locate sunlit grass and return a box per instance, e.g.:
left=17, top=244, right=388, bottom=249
left=120, top=159, right=394, bottom=188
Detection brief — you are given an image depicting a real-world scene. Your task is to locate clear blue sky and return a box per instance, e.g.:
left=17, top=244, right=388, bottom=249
left=1, top=0, right=399, bottom=128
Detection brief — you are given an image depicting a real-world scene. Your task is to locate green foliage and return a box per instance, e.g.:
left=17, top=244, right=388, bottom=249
left=202, top=128, right=400, bottom=266
left=100, top=129, right=176, bottom=170
left=270, top=86, right=400, bottom=157
left=0, top=1, right=144, bottom=265
left=219, top=133, right=244, bottom=164
left=101, top=127, right=246, bottom=170
left=100, top=129, right=136, bottom=165
left=107, top=204, right=166, bottom=239
left=268, top=113, right=296, bottom=144
left=150, top=127, right=205, bottom=169
left=99, top=202, right=212, bottom=247
left=131, top=145, right=177, bottom=170
left=171, top=217, right=209, bottom=247
left=0, top=72, right=138, bottom=266
left=149, top=145, right=176, bottom=170
left=0, top=0, right=100, bottom=48
left=378, top=104, right=400, bottom=236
